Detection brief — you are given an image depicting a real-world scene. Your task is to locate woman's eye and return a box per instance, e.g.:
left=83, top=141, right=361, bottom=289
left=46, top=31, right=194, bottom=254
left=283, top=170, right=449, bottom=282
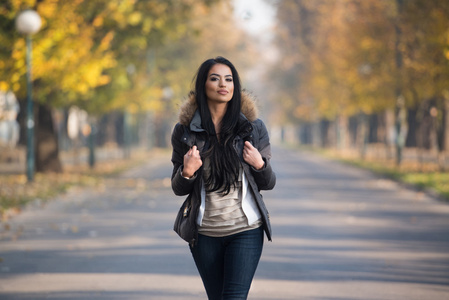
left=210, top=77, right=219, bottom=81
left=226, top=78, right=233, bottom=82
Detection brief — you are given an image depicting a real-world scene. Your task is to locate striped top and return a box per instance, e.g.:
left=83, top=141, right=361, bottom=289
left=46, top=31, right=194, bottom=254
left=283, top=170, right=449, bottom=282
left=198, top=158, right=261, bottom=237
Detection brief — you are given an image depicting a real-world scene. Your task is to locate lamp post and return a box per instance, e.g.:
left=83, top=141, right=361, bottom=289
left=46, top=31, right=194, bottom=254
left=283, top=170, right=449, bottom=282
left=15, top=10, right=41, bottom=182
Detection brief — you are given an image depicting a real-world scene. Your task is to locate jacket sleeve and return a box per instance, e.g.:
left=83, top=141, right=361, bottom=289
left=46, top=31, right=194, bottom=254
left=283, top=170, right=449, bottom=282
left=171, top=123, right=197, bottom=196
left=250, top=119, right=276, bottom=191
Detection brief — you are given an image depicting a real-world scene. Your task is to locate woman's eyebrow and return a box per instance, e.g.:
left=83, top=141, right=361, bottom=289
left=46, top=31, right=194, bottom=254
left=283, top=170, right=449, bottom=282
left=209, top=73, right=232, bottom=77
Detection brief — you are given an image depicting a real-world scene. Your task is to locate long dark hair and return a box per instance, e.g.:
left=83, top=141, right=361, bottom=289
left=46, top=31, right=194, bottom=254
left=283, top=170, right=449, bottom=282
left=194, top=56, right=242, bottom=195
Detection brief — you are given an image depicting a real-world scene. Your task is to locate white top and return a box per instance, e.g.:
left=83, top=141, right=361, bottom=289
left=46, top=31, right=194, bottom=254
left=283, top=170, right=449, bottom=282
left=196, top=161, right=262, bottom=231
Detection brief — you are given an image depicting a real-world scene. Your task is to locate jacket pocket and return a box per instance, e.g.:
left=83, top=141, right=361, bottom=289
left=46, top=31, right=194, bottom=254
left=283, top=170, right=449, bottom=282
left=173, top=195, right=195, bottom=243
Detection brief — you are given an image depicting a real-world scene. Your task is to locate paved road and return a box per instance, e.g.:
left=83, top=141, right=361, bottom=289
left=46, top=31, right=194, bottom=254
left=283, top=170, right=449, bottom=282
left=1, top=147, right=449, bottom=299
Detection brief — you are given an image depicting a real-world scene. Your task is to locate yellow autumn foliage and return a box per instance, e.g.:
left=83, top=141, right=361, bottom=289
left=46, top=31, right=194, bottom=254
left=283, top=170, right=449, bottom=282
left=0, top=0, right=256, bottom=122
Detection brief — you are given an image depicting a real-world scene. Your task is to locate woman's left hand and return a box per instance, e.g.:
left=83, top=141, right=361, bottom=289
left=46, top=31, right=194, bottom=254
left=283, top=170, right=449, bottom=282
left=243, top=141, right=264, bottom=170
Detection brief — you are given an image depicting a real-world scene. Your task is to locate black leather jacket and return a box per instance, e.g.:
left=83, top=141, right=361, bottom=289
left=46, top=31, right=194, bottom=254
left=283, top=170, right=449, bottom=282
left=171, top=94, right=276, bottom=245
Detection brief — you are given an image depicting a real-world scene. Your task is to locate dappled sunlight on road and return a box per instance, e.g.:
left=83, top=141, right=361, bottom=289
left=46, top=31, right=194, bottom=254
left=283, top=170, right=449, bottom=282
left=3, top=272, right=444, bottom=300
left=1, top=148, right=449, bottom=299
left=256, top=147, right=449, bottom=298
left=252, top=279, right=448, bottom=300
left=0, top=236, right=181, bottom=252
left=0, top=273, right=204, bottom=299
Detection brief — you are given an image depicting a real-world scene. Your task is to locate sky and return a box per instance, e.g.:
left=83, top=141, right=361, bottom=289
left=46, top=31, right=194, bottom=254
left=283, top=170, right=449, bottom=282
left=231, top=0, right=279, bottom=117
left=232, top=0, right=276, bottom=40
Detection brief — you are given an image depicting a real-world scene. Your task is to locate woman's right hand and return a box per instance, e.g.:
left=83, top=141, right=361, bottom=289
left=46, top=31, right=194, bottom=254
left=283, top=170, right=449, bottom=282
left=182, top=145, right=202, bottom=178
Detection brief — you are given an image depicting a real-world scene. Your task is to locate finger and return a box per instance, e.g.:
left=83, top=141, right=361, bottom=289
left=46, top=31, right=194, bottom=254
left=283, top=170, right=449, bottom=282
left=192, top=145, right=197, bottom=152
left=244, top=141, right=254, bottom=149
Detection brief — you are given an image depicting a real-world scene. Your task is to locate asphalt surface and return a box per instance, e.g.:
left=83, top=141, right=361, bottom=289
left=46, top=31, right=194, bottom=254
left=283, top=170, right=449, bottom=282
left=1, top=147, right=449, bottom=299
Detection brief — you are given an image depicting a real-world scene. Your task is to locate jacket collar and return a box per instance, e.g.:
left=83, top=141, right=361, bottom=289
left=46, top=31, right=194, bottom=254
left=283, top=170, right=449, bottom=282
left=189, top=110, right=251, bottom=134
left=189, top=110, right=204, bottom=132
left=178, top=90, right=259, bottom=128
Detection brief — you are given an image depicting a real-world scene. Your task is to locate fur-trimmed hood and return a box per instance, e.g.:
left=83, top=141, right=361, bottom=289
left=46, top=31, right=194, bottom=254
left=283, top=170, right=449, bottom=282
left=178, top=90, right=259, bottom=126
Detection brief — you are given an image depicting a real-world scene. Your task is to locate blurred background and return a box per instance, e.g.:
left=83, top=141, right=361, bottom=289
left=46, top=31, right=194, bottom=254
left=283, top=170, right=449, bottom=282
left=1, top=0, right=449, bottom=177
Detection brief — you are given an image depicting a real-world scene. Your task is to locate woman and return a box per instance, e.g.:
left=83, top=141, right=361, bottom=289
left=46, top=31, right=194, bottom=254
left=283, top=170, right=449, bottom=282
left=170, top=56, right=276, bottom=300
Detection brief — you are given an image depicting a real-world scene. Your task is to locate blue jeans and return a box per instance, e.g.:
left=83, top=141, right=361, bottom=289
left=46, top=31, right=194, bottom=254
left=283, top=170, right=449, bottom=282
left=190, top=227, right=264, bottom=300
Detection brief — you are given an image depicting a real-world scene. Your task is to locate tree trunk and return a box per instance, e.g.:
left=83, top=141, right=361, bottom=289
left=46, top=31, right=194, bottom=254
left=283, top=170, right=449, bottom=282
left=394, top=0, right=405, bottom=166
left=416, top=116, right=424, bottom=172
left=336, top=114, right=349, bottom=151
left=384, top=109, right=395, bottom=160
left=444, top=98, right=449, bottom=151
left=35, top=103, right=62, bottom=173
left=395, top=97, right=408, bottom=166
left=16, top=98, right=27, bottom=147
left=357, top=114, right=368, bottom=160
left=312, top=122, right=320, bottom=147
left=436, top=97, right=449, bottom=171
left=97, top=113, right=120, bottom=147
left=374, top=113, right=386, bottom=160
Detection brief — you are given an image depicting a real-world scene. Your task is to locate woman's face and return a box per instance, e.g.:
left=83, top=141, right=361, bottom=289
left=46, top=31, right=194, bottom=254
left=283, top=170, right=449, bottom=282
left=205, top=63, right=234, bottom=104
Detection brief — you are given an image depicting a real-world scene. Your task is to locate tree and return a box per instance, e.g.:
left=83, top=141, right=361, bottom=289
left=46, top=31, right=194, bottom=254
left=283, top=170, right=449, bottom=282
left=0, top=0, right=258, bottom=172
left=270, top=0, right=449, bottom=168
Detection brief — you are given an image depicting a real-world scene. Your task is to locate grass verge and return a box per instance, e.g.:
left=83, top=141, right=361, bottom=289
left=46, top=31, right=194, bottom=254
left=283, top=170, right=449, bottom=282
left=338, top=158, right=449, bottom=200
left=0, top=148, right=161, bottom=221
